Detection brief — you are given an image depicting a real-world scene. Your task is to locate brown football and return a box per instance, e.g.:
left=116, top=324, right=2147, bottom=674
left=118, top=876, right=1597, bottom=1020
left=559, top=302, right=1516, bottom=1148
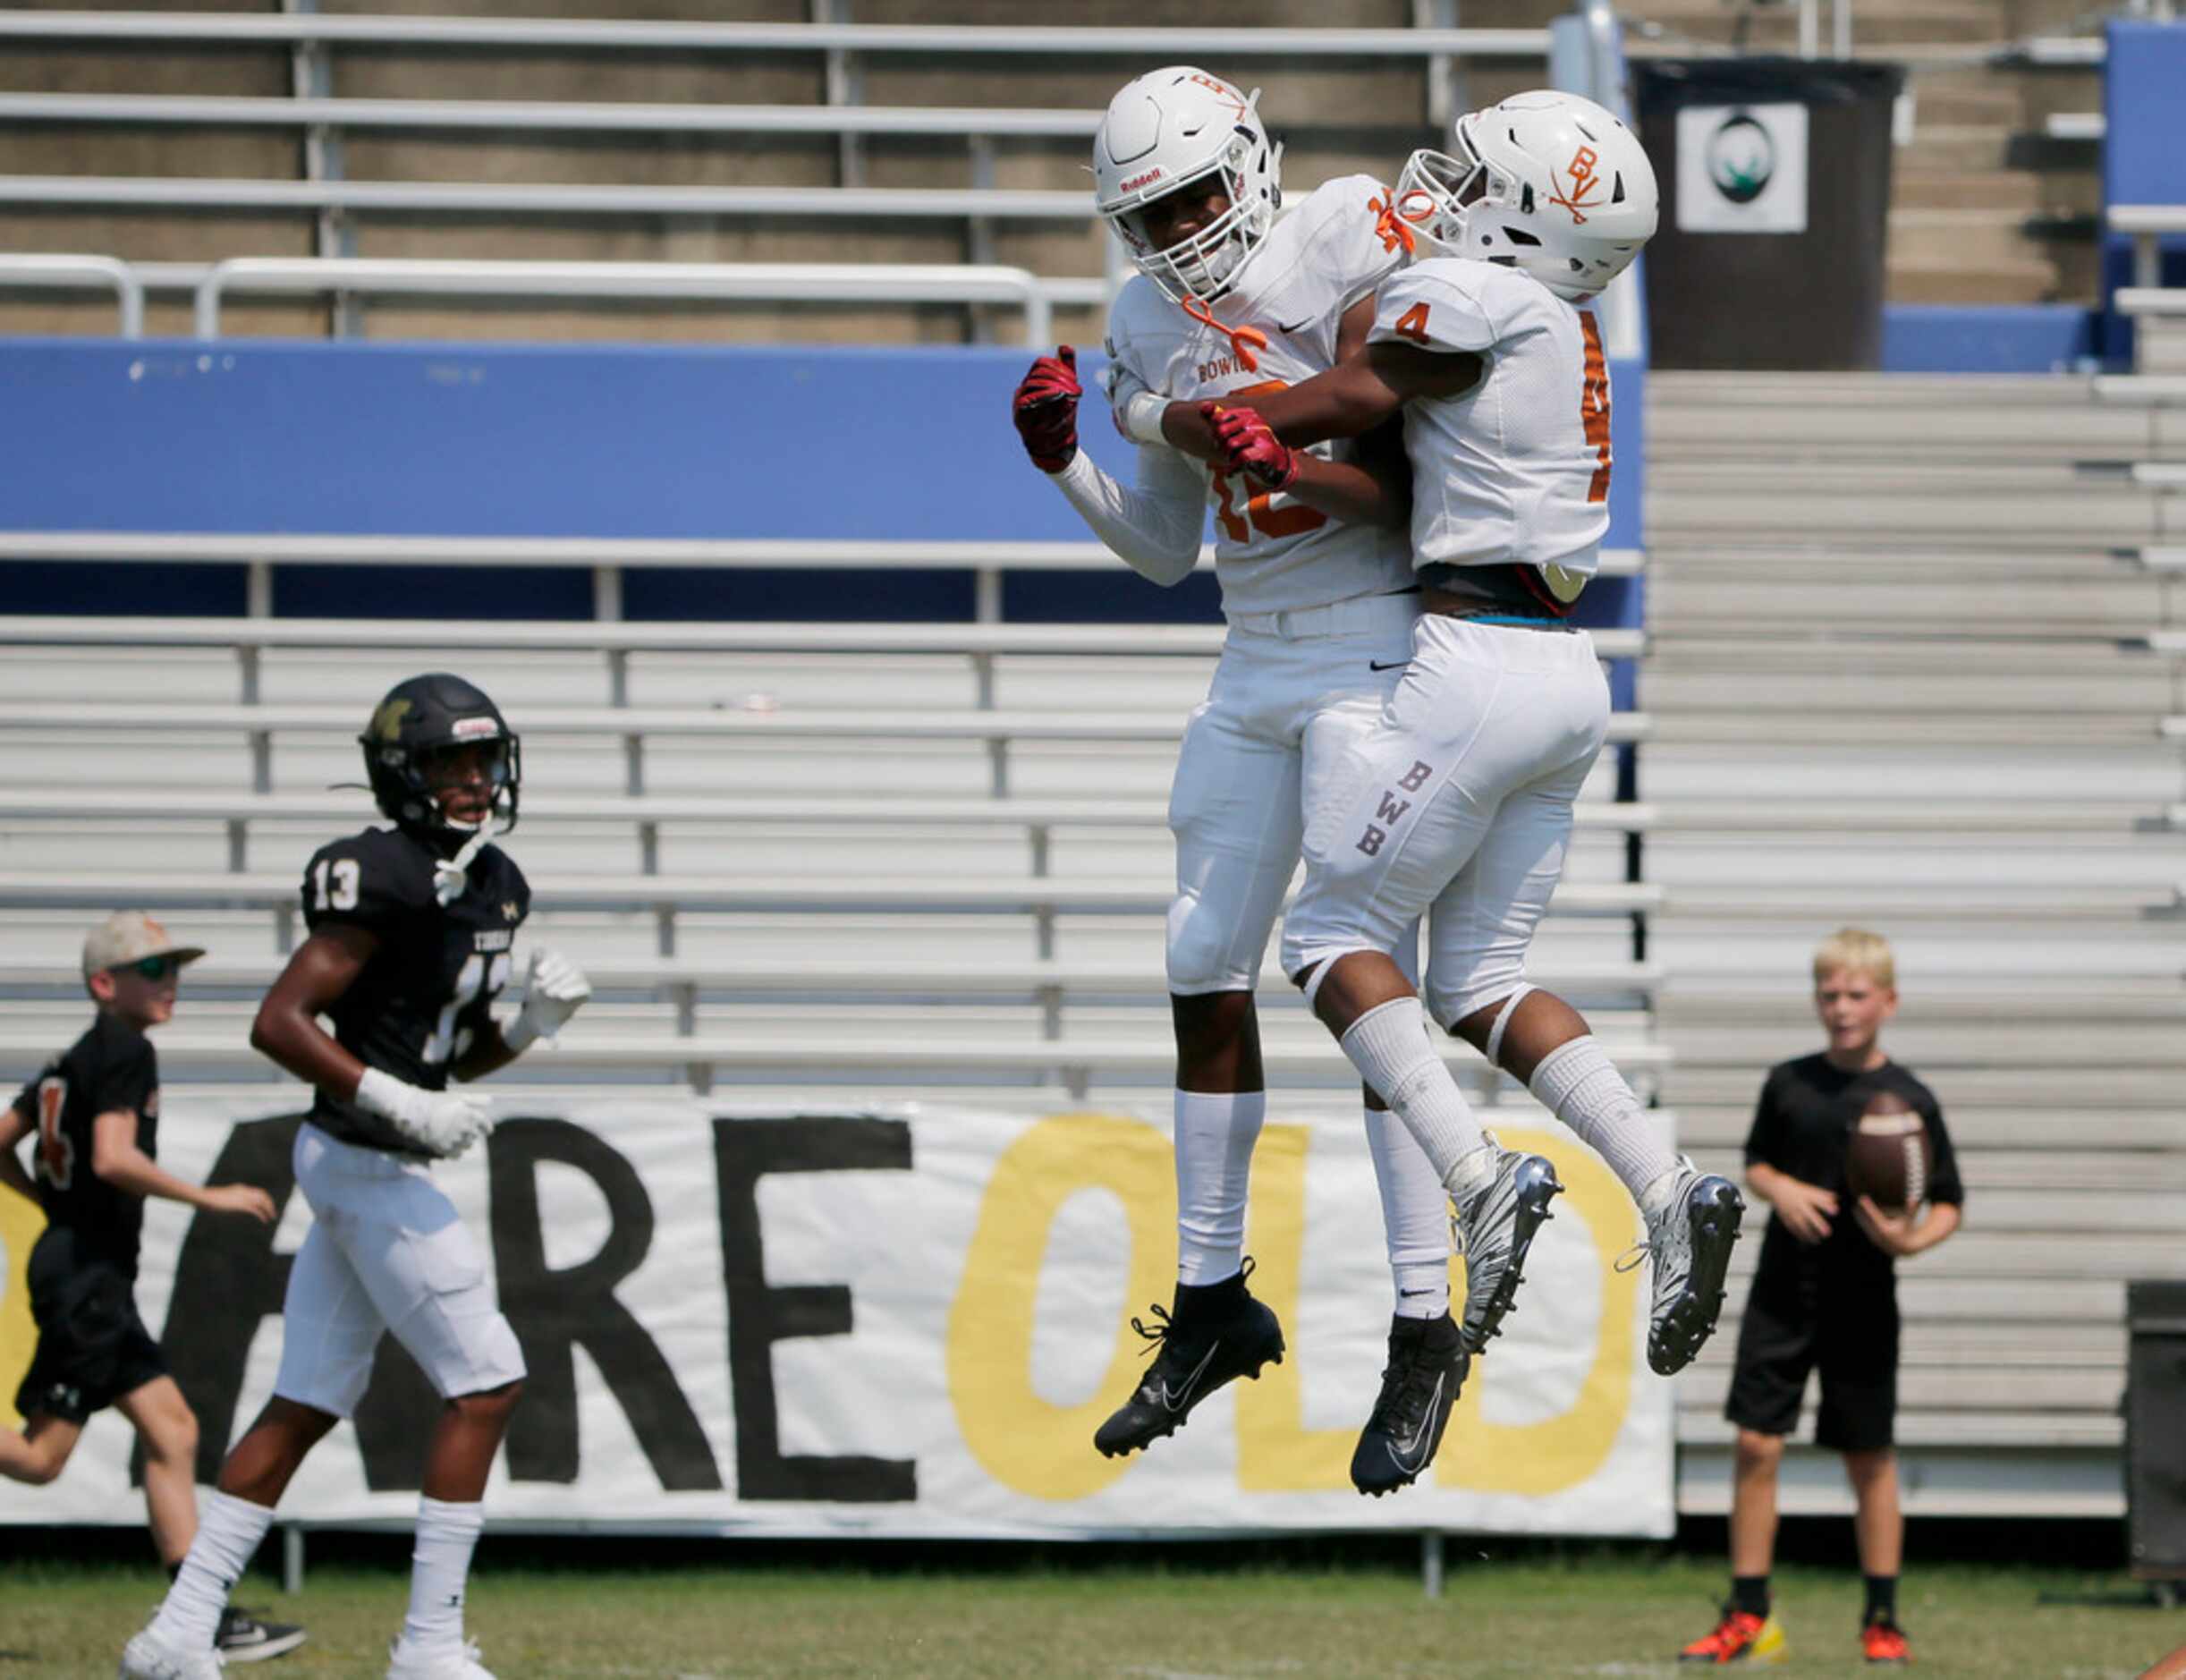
left=1845, top=1089, right=1933, bottom=1212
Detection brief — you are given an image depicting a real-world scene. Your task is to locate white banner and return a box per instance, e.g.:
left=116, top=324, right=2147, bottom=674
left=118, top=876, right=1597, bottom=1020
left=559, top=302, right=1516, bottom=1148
left=1676, top=103, right=1809, bottom=234
left=1, top=1099, right=1671, bottom=1538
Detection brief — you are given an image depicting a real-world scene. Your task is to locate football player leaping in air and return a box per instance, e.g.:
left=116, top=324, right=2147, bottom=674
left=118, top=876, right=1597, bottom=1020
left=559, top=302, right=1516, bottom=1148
left=124, top=675, right=591, bottom=1680
left=1013, top=65, right=1470, bottom=1498
left=1159, top=92, right=1746, bottom=1382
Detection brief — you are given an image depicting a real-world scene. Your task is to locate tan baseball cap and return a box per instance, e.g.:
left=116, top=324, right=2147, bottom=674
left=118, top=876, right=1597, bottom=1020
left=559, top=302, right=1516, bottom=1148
left=81, top=911, right=207, bottom=980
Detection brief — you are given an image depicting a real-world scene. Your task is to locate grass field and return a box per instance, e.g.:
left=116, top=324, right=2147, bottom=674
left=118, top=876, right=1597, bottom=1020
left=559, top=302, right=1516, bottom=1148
left=4, top=1548, right=2181, bottom=1679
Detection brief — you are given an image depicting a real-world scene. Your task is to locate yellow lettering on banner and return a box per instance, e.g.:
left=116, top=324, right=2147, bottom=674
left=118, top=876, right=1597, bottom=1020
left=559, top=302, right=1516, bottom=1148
left=0, top=1192, right=44, bottom=1430
left=1233, top=1124, right=1353, bottom=1490
left=946, top=1114, right=1173, bottom=1502
left=1437, top=1126, right=1640, bottom=1495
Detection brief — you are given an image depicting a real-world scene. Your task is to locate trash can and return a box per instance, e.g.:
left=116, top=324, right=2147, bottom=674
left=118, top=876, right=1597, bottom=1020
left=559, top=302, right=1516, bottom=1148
left=1635, top=58, right=1904, bottom=371
left=2127, top=1280, right=2186, bottom=1585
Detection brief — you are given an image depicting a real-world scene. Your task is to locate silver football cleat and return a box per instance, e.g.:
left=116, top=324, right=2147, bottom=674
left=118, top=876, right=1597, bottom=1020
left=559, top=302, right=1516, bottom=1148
left=1450, top=1140, right=1565, bottom=1353
left=1634, top=1156, right=1745, bottom=1377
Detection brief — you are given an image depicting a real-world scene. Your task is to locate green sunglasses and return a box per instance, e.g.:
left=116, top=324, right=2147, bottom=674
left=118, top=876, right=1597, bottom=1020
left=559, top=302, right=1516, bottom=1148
left=115, top=955, right=185, bottom=981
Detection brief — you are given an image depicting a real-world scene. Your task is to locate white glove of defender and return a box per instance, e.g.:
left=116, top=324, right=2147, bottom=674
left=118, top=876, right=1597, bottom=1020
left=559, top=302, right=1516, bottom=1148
left=503, top=946, right=591, bottom=1053
left=1103, top=352, right=1172, bottom=446
left=354, top=1066, right=494, bottom=1158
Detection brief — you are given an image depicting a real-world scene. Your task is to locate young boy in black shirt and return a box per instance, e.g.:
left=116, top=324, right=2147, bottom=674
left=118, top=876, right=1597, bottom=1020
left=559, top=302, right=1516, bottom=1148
left=1679, top=929, right=1963, bottom=1667
left=0, top=912, right=305, bottom=1664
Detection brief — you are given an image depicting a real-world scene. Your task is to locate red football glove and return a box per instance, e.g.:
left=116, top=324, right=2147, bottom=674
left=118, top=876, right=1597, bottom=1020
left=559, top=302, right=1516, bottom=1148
left=1013, top=345, right=1081, bottom=473
left=1204, top=401, right=1299, bottom=493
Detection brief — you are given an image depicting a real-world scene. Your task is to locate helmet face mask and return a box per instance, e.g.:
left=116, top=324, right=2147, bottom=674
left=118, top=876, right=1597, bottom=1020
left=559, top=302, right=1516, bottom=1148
left=1093, top=67, right=1284, bottom=305
left=359, top=674, right=522, bottom=841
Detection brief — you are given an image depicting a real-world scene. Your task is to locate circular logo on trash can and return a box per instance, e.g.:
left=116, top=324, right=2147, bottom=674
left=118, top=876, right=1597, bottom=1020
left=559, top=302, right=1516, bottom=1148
left=1706, top=111, right=1775, bottom=205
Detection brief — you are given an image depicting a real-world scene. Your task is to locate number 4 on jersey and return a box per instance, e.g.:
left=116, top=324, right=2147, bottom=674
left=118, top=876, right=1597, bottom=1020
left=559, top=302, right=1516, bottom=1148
left=1580, top=311, right=1612, bottom=505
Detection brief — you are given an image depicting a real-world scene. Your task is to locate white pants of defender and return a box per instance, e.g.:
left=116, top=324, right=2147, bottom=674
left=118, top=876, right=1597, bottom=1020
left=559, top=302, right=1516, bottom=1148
left=274, top=1122, right=527, bottom=1418
left=1167, top=591, right=1419, bottom=995
left=1281, top=614, right=1611, bottom=1027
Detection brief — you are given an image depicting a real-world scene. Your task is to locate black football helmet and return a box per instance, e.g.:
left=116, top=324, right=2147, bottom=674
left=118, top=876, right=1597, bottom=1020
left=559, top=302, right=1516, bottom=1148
left=358, top=672, right=521, bottom=836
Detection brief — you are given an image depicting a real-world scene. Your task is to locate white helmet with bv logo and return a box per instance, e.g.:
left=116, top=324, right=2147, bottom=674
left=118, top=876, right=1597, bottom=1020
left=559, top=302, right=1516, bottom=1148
left=1093, top=65, right=1284, bottom=304
left=1391, top=89, right=1658, bottom=301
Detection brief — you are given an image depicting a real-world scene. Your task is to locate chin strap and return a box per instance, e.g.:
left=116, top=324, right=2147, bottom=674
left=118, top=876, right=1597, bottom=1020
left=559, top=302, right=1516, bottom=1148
left=432, top=823, right=496, bottom=907
left=1180, top=296, right=1269, bottom=374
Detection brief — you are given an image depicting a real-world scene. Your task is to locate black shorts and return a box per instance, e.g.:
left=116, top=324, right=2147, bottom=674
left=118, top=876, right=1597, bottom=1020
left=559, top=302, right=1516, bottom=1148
left=14, top=1227, right=167, bottom=1425
left=1724, top=1277, right=1899, bottom=1453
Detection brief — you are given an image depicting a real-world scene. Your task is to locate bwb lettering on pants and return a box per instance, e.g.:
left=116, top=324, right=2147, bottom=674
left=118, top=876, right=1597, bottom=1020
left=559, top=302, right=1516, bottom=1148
left=1357, top=760, right=1435, bottom=856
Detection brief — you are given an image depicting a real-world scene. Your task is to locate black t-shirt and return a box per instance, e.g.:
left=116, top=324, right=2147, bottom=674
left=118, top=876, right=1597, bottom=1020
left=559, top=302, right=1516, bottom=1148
left=10, top=1012, right=159, bottom=1275
left=1744, top=1052, right=1963, bottom=1295
left=299, top=825, right=530, bottom=1158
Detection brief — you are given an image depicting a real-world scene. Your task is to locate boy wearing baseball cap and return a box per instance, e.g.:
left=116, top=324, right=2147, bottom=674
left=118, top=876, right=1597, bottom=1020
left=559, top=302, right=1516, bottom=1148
left=0, top=912, right=305, bottom=1664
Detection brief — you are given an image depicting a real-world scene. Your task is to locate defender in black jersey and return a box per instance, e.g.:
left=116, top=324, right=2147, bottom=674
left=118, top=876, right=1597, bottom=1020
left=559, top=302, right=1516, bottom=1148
left=0, top=912, right=301, bottom=1665
left=127, top=675, right=590, bottom=1680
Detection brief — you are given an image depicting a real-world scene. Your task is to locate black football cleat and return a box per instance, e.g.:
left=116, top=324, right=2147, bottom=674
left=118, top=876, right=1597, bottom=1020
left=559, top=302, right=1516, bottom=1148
left=1351, top=1311, right=1470, bottom=1497
left=1093, top=1263, right=1285, bottom=1458
left=216, top=1605, right=308, bottom=1665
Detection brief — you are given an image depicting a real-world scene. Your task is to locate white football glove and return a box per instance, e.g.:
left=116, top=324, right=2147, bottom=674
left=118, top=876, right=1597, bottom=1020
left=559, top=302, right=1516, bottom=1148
left=502, top=946, right=591, bottom=1053
left=1102, top=350, right=1172, bottom=446
left=354, top=1066, right=494, bottom=1158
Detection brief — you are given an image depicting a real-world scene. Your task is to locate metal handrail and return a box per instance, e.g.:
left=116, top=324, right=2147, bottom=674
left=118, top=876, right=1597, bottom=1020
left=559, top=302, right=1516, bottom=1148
left=0, top=91, right=1106, bottom=138
left=2110, top=206, right=2186, bottom=291
left=191, top=257, right=1055, bottom=343
left=0, top=13, right=1551, bottom=55
left=0, top=176, right=1090, bottom=220
left=0, top=254, right=143, bottom=337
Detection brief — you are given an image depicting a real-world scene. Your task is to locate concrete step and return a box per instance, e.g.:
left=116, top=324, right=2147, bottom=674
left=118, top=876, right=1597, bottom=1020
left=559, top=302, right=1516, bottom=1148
left=1894, top=167, right=2097, bottom=215
left=1890, top=206, right=2063, bottom=266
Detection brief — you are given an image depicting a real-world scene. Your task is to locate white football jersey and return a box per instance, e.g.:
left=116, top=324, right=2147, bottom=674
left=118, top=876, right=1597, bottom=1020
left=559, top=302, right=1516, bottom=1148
left=1106, top=174, right=1416, bottom=616
left=1368, top=257, right=1614, bottom=579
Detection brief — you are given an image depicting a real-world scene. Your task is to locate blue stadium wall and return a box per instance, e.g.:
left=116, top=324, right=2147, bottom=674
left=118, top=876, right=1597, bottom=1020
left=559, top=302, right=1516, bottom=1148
left=0, top=338, right=1645, bottom=637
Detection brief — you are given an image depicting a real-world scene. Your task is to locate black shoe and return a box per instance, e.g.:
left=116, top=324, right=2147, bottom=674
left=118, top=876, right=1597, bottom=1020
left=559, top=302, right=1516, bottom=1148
left=216, top=1605, right=308, bottom=1665
left=1351, top=1312, right=1470, bottom=1497
left=1092, top=1262, right=1284, bottom=1458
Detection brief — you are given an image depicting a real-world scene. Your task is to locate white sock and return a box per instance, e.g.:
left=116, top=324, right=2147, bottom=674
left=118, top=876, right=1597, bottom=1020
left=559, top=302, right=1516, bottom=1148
left=149, top=1489, right=275, bottom=1650
left=1338, top=997, right=1487, bottom=1185
left=1529, top=1035, right=1677, bottom=1201
left=401, top=1496, right=486, bottom=1657
left=1173, top=1088, right=1266, bottom=1287
left=1365, top=1103, right=1450, bottom=1318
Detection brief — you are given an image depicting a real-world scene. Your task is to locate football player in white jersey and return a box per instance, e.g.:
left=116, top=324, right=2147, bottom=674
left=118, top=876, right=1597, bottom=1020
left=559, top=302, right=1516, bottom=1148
left=1010, top=65, right=1469, bottom=1496
left=1159, top=92, right=1745, bottom=1380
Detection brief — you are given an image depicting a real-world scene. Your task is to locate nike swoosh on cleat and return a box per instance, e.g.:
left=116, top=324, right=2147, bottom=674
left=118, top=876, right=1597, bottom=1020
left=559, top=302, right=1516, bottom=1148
left=1388, top=1374, right=1447, bottom=1470
left=1157, top=1340, right=1223, bottom=1413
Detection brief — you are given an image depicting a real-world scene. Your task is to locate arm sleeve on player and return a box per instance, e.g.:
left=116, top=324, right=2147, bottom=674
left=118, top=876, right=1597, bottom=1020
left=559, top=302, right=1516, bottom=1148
left=1741, top=1065, right=1787, bottom=1171
left=1920, top=1095, right=1965, bottom=1207
left=301, top=836, right=419, bottom=939
left=1368, top=266, right=1503, bottom=354
left=1050, top=445, right=1207, bottom=585
left=83, top=1026, right=155, bottom=1120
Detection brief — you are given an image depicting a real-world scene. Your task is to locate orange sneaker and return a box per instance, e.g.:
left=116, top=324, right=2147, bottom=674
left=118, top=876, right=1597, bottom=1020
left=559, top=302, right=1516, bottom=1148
left=1862, top=1619, right=1911, bottom=1663
left=1679, top=1608, right=1789, bottom=1663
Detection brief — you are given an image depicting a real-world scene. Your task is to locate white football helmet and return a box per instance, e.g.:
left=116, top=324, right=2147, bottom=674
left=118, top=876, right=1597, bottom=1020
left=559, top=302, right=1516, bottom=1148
left=1092, top=65, right=1284, bottom=304
left=1391, top=90, right=1658, bottom=301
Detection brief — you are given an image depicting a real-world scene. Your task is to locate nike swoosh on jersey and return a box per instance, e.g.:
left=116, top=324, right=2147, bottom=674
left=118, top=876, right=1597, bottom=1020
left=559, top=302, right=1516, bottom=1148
left=1387, top=1373, right=1448, bottom=1471
left=1157, top=1340, right=1224, bottom=1413
left=1369, top=659, right=1412, bottom=672
left=1277, top=318, right=1311, bottom=334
